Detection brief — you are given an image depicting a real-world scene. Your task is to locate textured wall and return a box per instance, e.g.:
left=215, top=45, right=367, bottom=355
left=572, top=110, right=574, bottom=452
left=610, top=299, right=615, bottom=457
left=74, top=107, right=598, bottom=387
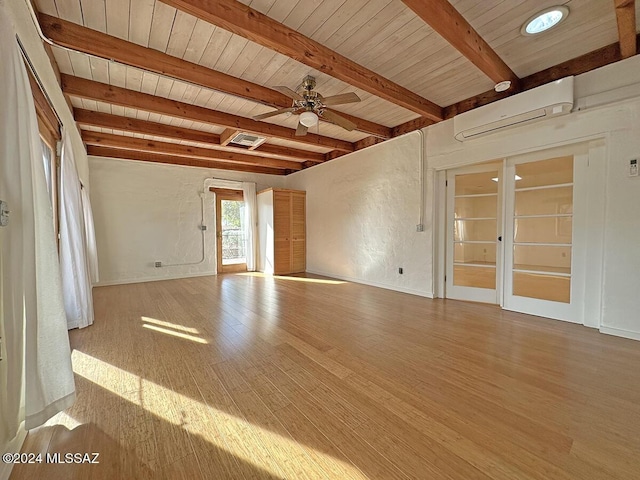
left=89, top=157, right=286, bottom=285
left=286, top=133, right=433, bottom=297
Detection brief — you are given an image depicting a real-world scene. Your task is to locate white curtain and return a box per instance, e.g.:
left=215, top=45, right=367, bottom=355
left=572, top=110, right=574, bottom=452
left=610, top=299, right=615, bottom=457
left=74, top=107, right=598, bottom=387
left=241, top=182, right=257, bottom=271
left=0, top=9, right=75, bottom=432
left=203, top=178, right=258, bottom=272
left=80, top=187, right=99, bottom=284
left=59, top=130, right=94, bottom=329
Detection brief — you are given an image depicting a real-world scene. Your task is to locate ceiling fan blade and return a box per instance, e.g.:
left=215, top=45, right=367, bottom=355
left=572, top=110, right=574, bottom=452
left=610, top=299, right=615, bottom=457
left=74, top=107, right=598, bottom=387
left=320, top=109, right=357, bottom=131
left=320, top=92, right=361, bottom=106
left=295, top=122, right=308, bottom=136
left=253, top=107, right=296, bottom=120
left=273, top=86, right=304, bottom=101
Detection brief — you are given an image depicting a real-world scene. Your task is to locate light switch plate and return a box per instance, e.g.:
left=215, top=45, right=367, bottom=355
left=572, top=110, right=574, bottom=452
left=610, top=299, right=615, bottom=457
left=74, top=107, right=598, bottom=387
left=630, top=159, right=638, bottom=177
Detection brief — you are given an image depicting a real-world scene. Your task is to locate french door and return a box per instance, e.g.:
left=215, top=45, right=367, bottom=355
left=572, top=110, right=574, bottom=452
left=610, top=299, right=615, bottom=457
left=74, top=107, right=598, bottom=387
left=445, top=148, right=587, bottom=324
left=502, top=153, right=586, bottom=322
left=446, top=162, right=503, bottom=304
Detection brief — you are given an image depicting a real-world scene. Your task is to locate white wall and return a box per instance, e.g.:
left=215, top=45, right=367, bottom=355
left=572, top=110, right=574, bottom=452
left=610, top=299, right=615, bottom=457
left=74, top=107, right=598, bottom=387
left=286, top=133, right=433, bottom=297
left=89, top=157, right=287, bottom=285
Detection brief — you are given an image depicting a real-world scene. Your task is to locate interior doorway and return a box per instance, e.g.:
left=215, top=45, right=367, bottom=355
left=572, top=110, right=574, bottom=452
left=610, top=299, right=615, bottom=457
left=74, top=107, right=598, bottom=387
left=214, top=188, right=247, bottom=274
left=444, top=145, right=590, bottom=324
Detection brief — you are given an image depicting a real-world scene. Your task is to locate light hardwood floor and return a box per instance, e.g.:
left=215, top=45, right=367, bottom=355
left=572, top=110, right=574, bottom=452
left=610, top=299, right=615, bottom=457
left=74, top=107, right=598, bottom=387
left=10, top=273, right=640, bottom=479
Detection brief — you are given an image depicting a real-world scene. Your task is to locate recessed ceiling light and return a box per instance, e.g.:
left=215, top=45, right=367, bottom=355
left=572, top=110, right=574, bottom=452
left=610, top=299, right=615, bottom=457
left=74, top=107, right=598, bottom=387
left=521, top=6, right=569, bottom=36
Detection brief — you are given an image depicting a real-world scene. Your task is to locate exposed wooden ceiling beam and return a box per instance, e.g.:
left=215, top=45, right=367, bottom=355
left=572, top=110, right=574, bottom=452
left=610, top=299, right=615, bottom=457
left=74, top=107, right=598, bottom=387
left=325, top=151, right=345, bottom=161
left=353, top=136, right=385, bottom=151
left=75, top=108, right=219, bottom=143
left=614, top=0, right=637, bottom=58
left=74, top=109, right=326, bottom=163
left=26, top=67, right=59, bottom=140
left=220, top=129, right=239, bottom=147
left=392, top=117, right=437, bottom=137
left=159, top=0, right=443, bottom=121
left=81, top=131, right=302, bottom=170
left=38, top=13, right=391, bottom=139
left=62, top=75, right=353, bottom=152
left=87, top=145, right=285, bottom=175
left=400, top=0, right=519, bottom=89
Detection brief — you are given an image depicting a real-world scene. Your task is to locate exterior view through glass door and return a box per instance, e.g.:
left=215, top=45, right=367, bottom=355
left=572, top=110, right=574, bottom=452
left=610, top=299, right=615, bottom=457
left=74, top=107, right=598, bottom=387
left=215, top=189, right=247, bottom=273
left=446, top=163, right=502, bottom=304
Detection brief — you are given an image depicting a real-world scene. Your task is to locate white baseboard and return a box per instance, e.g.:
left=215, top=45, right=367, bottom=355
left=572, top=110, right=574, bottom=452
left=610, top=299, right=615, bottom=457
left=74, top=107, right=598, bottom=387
left=600, top=326, right=640, bottom=342
left=95, top=270, right=217, bottom=287
left=306, top=269, right=434, bottom=298
left=1, top=423, right=27, bottom=480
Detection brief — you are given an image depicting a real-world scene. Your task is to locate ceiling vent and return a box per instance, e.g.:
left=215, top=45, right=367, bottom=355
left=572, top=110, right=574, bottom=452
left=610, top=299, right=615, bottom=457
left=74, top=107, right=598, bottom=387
left=229, top=132, right=267, bottom=148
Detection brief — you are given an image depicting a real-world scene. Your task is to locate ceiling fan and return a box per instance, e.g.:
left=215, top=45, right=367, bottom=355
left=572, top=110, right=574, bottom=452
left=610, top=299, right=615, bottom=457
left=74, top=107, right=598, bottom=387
left=253, top=75, right=361, bottom=136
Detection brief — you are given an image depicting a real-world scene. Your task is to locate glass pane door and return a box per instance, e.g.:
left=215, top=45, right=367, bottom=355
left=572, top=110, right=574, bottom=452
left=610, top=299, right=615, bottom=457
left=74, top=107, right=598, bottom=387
left=221, top=199, right=246, bottom=266
left=503, top=153, right=585, bottom=323
left=512, top=156, right=573, bottom=302
left=446, top=164, right=502, bottom=304
left=216, top=192, right=247, bottom=274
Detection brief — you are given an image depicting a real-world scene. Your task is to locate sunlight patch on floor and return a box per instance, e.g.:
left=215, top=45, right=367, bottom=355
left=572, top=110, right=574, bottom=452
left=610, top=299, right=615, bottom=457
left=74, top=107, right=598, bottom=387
left=239, top=272, right=346, bottom=285
left=142, top=323, right=209, bottom=344
left=141, top=316, right=200, bottom=334
left=71, top=350, right=365, bottom=479
left=44, top=411, right=82, bottom=430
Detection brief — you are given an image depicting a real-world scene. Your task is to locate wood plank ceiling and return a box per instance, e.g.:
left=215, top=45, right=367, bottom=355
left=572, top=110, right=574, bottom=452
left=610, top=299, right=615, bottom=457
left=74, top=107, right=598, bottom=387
left=35, top=0, right=639, bottom=175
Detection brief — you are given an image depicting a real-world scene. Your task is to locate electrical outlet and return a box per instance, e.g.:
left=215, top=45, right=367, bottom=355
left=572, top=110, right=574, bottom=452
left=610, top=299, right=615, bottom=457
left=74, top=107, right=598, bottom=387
left=630, top=159, right=638, bottom=177
left=416, top=224, right=424, bottom=232
left=154, top=261, right=162, bottom=268
left=0, top=200, right=9, bottom=227
left=398, top=267, right=403, bottom=274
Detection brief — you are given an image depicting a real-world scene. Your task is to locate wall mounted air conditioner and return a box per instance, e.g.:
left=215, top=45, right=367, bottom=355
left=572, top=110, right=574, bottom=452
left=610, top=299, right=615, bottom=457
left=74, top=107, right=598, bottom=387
left=453, top=77, right=574, bottom=141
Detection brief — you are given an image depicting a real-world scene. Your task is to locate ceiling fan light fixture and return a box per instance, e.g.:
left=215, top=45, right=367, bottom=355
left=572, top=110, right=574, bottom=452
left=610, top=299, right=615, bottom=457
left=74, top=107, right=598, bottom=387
left=521, top=6, right=569, bottom=36
left=299, top=111, right=319, bottom=127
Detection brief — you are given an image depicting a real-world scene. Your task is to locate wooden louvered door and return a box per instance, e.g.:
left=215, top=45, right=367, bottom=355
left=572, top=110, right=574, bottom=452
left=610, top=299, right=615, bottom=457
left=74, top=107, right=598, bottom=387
left=273, top=190, right=292, bottom=275
left=290, top=191, right=306, bottom=273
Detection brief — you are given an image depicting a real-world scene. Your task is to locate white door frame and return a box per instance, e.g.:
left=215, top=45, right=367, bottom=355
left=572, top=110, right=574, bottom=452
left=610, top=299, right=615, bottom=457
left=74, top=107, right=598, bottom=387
left=438, top=141, right=605, bottom=328
left=501, top=146, right=589, bottom=324
left=445, top=162, right=504, bottom=304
